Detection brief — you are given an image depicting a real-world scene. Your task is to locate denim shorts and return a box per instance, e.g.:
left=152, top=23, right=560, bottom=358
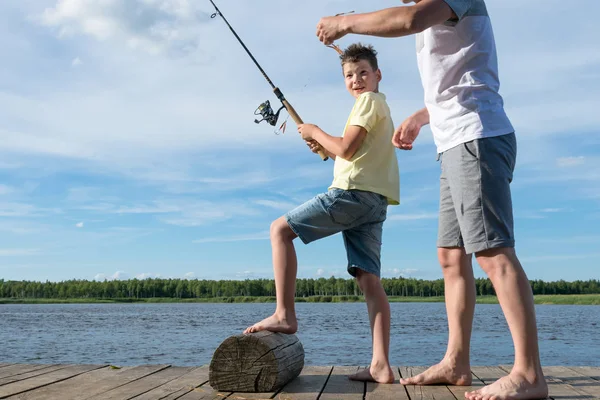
left=285, top=188, right=388, bottom=278
left=438, top=133, right=517, bottom=254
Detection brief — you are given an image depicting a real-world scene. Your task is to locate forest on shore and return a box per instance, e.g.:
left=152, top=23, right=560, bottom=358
left=1, top=277, right=598, bottom=301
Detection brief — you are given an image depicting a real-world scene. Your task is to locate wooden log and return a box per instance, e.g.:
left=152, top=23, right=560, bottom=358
left=209, top=331, right=304, bottom=392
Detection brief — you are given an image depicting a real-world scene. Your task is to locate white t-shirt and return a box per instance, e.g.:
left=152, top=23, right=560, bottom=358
left=416, top=0, right=514, bottom=154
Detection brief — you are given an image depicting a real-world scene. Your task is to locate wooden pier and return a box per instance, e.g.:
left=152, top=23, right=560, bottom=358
left=0, top=363, right=598, bottom=399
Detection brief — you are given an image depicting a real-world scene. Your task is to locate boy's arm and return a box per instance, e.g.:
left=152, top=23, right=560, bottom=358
left=316, top=0, right=456, bottom=44
left=309, top=125, right=367, bottom=161
left=307, top=140, right=336, bottom=160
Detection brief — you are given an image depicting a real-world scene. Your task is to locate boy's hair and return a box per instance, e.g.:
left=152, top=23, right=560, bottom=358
left=340, top=43, right=378, bottom=71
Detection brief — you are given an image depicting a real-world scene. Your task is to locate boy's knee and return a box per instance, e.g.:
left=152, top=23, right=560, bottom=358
left=355, top=269, right=379, bottom=292
left=270, top=217, right=295, bottom=241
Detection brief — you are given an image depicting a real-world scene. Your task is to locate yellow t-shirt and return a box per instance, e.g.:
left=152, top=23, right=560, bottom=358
left=329, top=92, right=400, bottom=205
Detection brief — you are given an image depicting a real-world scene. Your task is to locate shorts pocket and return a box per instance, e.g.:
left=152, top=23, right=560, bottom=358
left=327, top=191, right=372, bottom=227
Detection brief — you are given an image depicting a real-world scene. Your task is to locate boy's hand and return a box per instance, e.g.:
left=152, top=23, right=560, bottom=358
left=306, top=140, right=322, bottom=154
left=316, top=16, right=348, bottom=45
left=392, top=115, right=423, bottom=150
left=298, top=124, right=319, bottom=141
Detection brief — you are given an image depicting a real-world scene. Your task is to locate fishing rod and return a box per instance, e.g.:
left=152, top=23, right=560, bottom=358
left=208, top=0, right=328, bottom=161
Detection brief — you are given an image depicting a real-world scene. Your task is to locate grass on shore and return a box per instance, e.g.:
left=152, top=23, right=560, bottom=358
left=0, top=294, right=599, bottom=305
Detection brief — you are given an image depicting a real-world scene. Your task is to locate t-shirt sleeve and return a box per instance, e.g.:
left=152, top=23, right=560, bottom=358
left=348, top=93, right=380, bottom=133
left=442, top=0, right=474, bottom=20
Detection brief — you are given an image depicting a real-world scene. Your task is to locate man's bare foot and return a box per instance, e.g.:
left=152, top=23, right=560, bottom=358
left=400, top=360, right=472, bottom=386
left=243, top=313, right=297, bottom=335
left=465, top=372, right=548, bottom=400
left=349, top=364, right=395, bottom=384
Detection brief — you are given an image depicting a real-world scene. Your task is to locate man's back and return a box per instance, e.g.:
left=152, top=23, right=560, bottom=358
left=416, top=0, right=514, bottom=154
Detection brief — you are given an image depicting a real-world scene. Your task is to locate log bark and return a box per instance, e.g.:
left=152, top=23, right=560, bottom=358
left=209, top=331, right=304, bottom=392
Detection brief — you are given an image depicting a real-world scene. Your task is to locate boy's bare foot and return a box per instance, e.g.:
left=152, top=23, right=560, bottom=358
left=243, top=313, right=298, bottom=335
left=400, top=360, right=472, bottom=386
left=465, top=372, right=548, bottom=400
left=349, top=364, right=395, bottom=384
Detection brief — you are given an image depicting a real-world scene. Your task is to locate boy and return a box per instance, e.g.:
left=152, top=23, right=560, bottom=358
left=243, top=43, right=399, bottom=384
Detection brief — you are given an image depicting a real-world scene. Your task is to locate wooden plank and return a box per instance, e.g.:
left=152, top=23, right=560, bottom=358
left=0, top=364, right=104, bottom=399
left=399, top=366, right=457, bottom=400
left=364, top=366, right=407, bottom=400
left=0, top=365, right=71, bottom=387
left=318, top=366, right=364, bottom=400
left=470, top=366, right=508, bottom=384
left=541, top=366, right=600, bottom=399
left=130, top=366, right=209, bottom=400
left=274, top=366, right=332, bottom=400
left=86, top=366, right=196, bottom=400
left=568, top=367, right=600, bottom=381
left=443, top=370, right=484, bottom=400
left=8, top=365, right=168, bottom=400
left=176, top=380, right=231, bottom=400
left=0, top=365, right=57, bottom=380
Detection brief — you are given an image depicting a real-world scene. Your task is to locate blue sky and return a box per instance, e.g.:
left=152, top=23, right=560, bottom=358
left=1, top=0, right=598, bottom=283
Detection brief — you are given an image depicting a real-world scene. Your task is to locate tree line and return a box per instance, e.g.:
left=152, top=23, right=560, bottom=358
left=1, top=278, right=598, bottom=300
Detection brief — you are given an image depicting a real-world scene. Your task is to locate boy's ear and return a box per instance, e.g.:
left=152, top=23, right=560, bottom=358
left=376, top=68, right=382, bottom=82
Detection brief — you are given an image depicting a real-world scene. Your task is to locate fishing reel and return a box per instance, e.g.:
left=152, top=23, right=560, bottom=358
left=254, top=100, right=285, bottom=126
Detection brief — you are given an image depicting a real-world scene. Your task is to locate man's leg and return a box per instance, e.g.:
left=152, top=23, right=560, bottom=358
left=348, top=270, right=394, bottom=384
left=400, top=247, right=474, bottom=386
left=244, top=216, right=298, bottom=334
left=401, top=150, right=474, bottom=386
left=465, top=248, right=548, bottom=400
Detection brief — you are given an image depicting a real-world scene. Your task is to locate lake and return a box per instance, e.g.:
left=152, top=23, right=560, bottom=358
left=0, top=303, right=598, bottom=366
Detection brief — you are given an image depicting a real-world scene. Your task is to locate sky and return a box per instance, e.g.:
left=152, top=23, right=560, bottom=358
left=0, top=0, right=599, bottom=283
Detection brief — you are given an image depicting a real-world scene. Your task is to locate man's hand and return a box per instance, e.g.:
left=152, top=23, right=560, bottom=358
left=316, top=16, right=348, bottom=46
left=298, top=123, right=320, bottom=141
left=392, top=115, right=423, bottom=150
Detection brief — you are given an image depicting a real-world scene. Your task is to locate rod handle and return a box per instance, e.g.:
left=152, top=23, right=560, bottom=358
left=281, top=99, right=329, bottom=161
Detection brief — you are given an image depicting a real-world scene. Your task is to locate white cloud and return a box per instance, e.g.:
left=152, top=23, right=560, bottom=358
left=0, top=202, right=61, bottom=218
left=75, top=221, right=84, bottom=228
left=39, top=0, right=212, bottom=56
left=316, top=268, right=324, bottom=276
left=136, top=272, right=161, bottom=279
left=0, top=248, right=40, bottom=256
left=0, top=185, right=14, bottom=195
left=557, top=156, right=586, bottom=167
left=254, top=199, right=299, bottom=211
left=71, top=57, right=82, bottom=66
left=388, top=213, right=438, bottom=221
left=541, top=208, right=571, bottom=213
left=193, top=231, right=269, bottom=243
left=184, top=272, right=195, bottom=279
left=94, top=270, right=129, bottom=281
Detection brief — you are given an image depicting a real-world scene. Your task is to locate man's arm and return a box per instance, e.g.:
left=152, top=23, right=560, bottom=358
left=317, top=0, right=456, bottom=44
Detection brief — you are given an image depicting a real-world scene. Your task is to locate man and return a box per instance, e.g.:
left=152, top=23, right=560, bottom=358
left=316, top=1, right=548, bottom=399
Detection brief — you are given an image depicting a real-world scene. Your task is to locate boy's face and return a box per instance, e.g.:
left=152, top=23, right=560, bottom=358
left=343, top=59, right=381, bottom=99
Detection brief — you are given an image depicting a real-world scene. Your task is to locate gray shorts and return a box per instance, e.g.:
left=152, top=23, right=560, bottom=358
left=437, top=133, right=517, bottom=254
left=285, top=188, right=388, bottom=278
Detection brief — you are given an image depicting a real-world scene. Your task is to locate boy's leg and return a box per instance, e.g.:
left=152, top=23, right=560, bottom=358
left=400, top=161, right=473, bottom=386
left=348, top=270, right=394, bottom=384
left=244, top=216, right=298, bottom=334
left=338, top=194, right=394, bottom=384
left=244, top=189, right=373, bottom=334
